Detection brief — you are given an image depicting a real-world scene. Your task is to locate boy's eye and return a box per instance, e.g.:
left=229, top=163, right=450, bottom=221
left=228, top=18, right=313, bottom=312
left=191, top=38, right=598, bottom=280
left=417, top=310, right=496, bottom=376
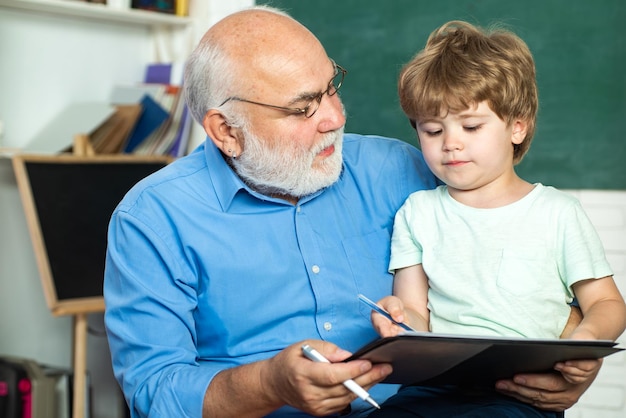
left=464, top=124, right=482, bottom=132
left=422, top=130, right=442, bottom=137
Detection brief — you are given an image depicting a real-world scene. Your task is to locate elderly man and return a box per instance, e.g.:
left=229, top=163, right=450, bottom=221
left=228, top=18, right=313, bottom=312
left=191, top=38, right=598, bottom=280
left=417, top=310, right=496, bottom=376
left=104, top=6, right=598, bottom=417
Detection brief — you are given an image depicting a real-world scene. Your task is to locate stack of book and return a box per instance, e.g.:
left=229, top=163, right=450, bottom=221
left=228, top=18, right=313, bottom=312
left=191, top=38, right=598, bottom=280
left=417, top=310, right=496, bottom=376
left=89, top=63, right=193, bottom=158
left=19, top=63, right=193, bottom=158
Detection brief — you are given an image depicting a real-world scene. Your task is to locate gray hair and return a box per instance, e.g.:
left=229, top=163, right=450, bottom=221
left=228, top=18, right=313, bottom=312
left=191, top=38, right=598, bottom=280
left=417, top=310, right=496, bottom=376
left=183, top=35, right=236, bottom=125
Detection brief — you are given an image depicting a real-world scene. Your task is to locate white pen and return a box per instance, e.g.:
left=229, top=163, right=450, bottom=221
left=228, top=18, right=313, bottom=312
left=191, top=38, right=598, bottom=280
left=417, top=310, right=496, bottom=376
left=301, top=344, right=381, bottom=410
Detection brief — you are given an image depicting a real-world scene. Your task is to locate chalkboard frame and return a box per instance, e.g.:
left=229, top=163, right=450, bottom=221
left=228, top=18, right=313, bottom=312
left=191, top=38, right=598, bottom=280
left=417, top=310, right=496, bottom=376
left=12, top=154, right=171, bottom=316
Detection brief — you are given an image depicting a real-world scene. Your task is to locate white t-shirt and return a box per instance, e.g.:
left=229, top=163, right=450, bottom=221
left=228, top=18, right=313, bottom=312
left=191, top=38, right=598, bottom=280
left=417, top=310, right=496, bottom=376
left=389, top=184, right=613, bottom=338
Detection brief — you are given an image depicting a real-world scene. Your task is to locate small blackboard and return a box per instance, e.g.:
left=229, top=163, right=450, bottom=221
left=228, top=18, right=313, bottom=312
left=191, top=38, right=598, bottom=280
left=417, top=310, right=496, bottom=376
left=12, top=154, right=170, bottom=316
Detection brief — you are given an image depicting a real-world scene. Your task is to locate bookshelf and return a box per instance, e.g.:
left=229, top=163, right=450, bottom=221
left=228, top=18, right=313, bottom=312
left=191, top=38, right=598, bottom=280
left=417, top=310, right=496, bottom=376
left=0, top=0, right=191, bottom=27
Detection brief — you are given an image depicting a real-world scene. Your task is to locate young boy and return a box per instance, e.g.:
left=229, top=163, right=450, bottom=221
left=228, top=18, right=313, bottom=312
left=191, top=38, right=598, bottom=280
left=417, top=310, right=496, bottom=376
left=370, top=20, right=626, bottom=417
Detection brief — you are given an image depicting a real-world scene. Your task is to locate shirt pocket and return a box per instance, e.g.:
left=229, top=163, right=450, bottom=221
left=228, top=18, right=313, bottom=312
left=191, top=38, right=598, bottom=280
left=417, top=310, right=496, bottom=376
left=342, top=228, right=394, bottom=319
left=496, top=248, right=557, bottom=297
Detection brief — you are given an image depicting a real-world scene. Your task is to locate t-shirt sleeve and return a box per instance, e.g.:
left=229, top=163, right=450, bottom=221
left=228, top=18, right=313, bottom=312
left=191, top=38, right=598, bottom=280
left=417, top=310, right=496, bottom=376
left=389, top=195, right=424, bottom=272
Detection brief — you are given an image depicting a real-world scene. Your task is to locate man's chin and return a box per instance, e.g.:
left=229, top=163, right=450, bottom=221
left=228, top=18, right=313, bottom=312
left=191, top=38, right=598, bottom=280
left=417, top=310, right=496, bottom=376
left=288, top=165, right=343, bottom=198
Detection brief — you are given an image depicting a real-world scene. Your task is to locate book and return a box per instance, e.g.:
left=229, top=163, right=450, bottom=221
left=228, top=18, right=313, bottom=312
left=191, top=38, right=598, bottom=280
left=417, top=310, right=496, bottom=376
left=175, top=0, right=188, bottom=16
left=133, top=63, right=191, bottom=156
left=122, top=94, right=169, bottom=153
left=347, top=332, right=623, bottom=387
left=132, top=85, right=181, bottom=155
left=131, top=0, right=175, bottom=14
left=168, top=104, right=192, bottom=157
left=90, top=104, right=143, bottom=154
left=144, top=63, right=172, bottom=84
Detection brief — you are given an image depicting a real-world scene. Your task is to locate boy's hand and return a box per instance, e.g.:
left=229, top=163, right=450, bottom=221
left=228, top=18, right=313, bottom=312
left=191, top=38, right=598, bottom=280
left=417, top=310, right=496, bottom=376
left=371, top=296, right=408, bottom=337
left=554, top=358, right=601, bottom=384
left=556, top=327, right=602, bottom=384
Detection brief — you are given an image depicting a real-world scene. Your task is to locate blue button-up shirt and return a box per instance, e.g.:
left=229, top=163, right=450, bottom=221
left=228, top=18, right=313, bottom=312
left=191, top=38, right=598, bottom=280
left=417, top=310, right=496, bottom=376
left=104, top=133, right=438, bottom=417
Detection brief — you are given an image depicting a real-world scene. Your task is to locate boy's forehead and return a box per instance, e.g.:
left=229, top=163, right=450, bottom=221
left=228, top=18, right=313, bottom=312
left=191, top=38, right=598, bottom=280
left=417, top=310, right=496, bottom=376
left=417, top=100, right=493, bottom=121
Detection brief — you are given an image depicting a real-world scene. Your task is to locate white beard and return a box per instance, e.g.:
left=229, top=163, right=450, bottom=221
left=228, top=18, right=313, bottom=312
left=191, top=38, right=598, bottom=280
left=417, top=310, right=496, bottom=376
left=231, top=126, right=344, bottom=198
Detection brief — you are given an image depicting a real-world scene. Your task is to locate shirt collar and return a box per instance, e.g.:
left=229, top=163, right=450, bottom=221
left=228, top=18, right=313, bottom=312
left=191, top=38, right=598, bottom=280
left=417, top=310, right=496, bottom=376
left=203, top=139, right=248, bottom=211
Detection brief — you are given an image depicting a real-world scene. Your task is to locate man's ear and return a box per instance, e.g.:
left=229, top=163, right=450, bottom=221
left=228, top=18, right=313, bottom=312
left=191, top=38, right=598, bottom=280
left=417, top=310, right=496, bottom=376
left=511, top=119, right=529, bottom=145
left=202, top=109, right=242, bottom=157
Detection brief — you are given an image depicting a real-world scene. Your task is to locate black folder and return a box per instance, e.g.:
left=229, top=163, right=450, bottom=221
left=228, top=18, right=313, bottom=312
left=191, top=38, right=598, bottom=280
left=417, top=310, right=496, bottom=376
left=347, top=332, right=623, bottom=386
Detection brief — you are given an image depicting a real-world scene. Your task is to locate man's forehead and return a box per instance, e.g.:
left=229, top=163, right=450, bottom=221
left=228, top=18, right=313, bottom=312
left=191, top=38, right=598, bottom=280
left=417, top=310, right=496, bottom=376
left=234, top=52, right=331, bottom=99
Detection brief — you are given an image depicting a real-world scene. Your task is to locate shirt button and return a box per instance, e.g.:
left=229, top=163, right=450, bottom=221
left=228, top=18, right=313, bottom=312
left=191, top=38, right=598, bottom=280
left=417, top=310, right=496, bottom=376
left=324, top=322, right=332, bottom=331
left=312, top=265, right=320, bottom=274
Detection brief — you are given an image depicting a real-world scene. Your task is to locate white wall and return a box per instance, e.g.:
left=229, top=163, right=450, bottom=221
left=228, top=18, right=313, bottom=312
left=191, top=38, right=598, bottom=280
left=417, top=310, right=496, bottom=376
left=567, top=190, right=626, bottom=418
left=0, top=8, right=152, bottom=148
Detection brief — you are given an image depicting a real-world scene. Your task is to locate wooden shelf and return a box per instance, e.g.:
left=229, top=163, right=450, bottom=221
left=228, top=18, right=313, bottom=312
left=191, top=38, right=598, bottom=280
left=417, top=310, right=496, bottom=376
left=0, top=0, right=191, bottom=27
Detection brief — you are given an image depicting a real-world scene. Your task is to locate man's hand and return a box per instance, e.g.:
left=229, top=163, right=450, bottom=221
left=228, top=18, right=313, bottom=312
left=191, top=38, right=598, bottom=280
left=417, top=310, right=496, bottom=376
left=263, top=340, right=392, bottom=416
left=495, top=304, right=602, bottom=411
left=203, top=340, right=392, bottom=417
left=495, top=359, right=601, bottom=411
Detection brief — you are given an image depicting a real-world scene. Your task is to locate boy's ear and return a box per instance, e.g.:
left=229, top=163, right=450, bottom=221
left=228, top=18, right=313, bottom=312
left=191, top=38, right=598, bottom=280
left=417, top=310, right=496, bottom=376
left=511, top=119, right=529, bottom=145
left=202, top=109, right=242, bottom=157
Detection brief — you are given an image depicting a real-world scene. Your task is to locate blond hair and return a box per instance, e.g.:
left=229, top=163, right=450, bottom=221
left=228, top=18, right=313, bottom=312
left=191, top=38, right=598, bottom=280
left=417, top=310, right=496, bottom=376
left=398, top=21, right=538, bottom=164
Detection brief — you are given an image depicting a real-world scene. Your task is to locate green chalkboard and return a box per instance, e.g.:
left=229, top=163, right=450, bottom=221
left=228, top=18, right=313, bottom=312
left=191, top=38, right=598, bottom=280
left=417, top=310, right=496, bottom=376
left=258, top=0, right=625, bottom=189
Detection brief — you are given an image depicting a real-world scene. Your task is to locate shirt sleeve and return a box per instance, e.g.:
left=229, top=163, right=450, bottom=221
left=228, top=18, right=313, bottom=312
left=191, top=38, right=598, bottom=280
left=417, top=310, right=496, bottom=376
left=388, top=195, right=424, bottom=272
left=104, top=208, right=214, bottom=418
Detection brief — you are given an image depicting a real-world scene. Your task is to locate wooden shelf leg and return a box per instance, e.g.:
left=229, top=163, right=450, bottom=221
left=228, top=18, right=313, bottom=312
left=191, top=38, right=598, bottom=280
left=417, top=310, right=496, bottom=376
left=73, top=313, right=88, bottom=418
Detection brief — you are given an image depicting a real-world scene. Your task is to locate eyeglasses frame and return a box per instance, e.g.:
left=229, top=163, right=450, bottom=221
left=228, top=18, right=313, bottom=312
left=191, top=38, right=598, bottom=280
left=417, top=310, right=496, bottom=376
left=218, top=60, right=347, bottom=118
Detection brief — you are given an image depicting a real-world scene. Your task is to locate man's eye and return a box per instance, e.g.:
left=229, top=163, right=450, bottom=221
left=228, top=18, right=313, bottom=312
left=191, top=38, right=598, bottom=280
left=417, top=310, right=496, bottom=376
left=289, top=108, right=308, bottom=116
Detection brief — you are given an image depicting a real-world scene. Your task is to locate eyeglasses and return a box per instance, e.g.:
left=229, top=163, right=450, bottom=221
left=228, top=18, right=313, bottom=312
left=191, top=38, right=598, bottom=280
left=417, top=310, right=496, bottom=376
left=218, top=60, right=347, bottom=118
